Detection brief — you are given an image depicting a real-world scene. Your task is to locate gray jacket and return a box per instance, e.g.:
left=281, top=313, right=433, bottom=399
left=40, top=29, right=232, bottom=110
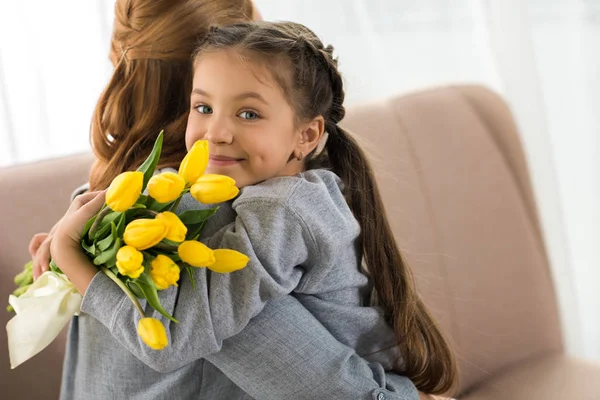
left=60, top=171, right=418, bottom=400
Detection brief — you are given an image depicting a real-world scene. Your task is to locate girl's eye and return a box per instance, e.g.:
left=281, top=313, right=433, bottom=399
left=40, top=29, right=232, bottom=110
left=239, top=110, right=259, bottom=120
left=196, top=105, right=213, bottom=114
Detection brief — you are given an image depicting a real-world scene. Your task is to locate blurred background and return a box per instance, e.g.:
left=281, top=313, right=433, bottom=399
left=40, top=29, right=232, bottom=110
left=0, top=0, right=598, bottom=360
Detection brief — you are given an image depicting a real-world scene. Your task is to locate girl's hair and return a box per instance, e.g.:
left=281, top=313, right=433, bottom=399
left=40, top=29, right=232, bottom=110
left=89, top=0, right=254, bottom=190
left=194, top=21, right=458, bottom=395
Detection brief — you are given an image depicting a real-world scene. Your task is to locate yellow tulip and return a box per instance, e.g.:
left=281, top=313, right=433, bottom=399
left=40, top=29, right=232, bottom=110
left=190, top=174, right=239, bottom=204
left=123, top=218, right=168, bottom=250
left=178, top=240, right=215, bottom=267
left=147, top=172, right=185, bottom=203
left=106, top=171, right=144, bottom=212
left=178, top=140, right=209, bottom=184
left=150, top=254, right=180, bottom=290
left=209, top=249, right=250, bottom=273
left=137, top=317, right=168, bottom=350
left=115, top=245, right=145, bottom=279
left=155, top=212, right=187, bottom=243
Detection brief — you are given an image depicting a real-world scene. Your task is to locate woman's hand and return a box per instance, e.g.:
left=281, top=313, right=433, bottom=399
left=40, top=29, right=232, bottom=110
left=50, top=190, right=107, bottom=294
left=29, top=221, right=61, bottom=280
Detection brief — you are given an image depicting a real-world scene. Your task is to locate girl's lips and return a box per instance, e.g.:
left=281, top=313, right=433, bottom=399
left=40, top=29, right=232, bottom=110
left=209, top=155, right=242, bottom=166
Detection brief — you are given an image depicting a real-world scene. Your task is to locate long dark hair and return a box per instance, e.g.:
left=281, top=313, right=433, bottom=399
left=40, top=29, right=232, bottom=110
left=194, top=21, right=458, bottom=395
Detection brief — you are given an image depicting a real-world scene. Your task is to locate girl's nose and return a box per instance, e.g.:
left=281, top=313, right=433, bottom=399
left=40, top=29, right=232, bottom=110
left=205, top=116, right=233, bottom=145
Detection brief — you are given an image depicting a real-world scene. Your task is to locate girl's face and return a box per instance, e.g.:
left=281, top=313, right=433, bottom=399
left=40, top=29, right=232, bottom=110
left=186, top=49, right=306, bottom=188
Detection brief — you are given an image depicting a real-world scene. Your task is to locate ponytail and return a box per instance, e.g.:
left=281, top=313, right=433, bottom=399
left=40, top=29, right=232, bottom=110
left=323, top=122, right=458, bottom=395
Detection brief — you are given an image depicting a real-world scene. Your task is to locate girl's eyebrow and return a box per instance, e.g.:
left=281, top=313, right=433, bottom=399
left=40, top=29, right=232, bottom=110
left=235, top=92, right=269, bottom=105
left=191, top=88, right=269, bottom=105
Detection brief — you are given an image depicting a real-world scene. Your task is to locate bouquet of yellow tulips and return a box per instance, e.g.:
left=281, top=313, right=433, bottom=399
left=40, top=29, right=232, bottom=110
left=8, top=131, right=248, bottom=355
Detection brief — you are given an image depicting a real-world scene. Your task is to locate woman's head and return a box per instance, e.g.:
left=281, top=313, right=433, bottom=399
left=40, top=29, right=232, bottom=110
left=188, top=21, right=458, bottom=395
left=186, top=21, right=347, bottom=188
left=90, top=0, right=256, bottom=190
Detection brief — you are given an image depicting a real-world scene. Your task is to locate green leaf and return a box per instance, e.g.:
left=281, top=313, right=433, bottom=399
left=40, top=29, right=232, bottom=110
left=82, top=214, right=98, bottom=238
left=93, top=238, right=121, bottom=266
left=133, top=270, right=178, bottom=323
left=49, top=260, right=63, bottom=274
left=185, top=222, right=206, bottom=241
left=81, top=240, right=96, bottom=256
left=102, top=211, right=122, bottom=226
left=116, top=213, right=126, bottom=238
left=136, top=131, right=164, bottom=192
left=127, top=281, right=144, bottom=299
left=138, top=194, right=149, bottom=204
left=161, top=238, right=182, bottom=248
left=178, top=208, right=218, bottom=225
left=93, top=219, right=113, bottom=241
left=145, top=197, right=168, bottom=212
left=186, top=265, right=196, bottom=289
left=97, top=222, right=117, bottom=251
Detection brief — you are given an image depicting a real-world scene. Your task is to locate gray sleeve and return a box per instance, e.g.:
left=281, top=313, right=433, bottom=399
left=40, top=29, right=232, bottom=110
left=70, top=182, right=90, bottom=201
left=80, top=196, right=312, bottom=372
left=206, top=295, right=419, bottom=400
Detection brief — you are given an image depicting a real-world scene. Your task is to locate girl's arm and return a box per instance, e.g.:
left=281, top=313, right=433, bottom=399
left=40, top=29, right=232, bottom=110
left=52, top=189, right=329, bottom=372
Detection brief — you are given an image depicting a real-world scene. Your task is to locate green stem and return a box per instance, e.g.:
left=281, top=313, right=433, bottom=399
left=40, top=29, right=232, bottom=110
left=100, top=267, right=146, bottom=318
left=88, top=206, right=112, bottom=238
left=154, top=242, right=178, bottom=252
left=140, top=210, right=159, bottom=218
left=169, top=196, right=182, bottom=213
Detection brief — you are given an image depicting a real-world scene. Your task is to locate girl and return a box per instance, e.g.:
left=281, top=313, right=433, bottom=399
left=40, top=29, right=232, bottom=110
left=29, top=0, right=441, bottom=398
left=50, top=20, right=457, bottom=398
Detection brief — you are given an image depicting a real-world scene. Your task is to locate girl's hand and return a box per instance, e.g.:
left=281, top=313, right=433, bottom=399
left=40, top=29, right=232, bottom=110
left=29, top=220, right=61, bottom=280
left=50, top=190, right=107, bottom=294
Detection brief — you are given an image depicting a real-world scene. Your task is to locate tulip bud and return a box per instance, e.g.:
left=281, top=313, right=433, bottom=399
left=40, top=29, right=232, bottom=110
left=155, top=212, right=187, bottom=243
left=14, top=268, right=33, bottom=286
left=106, top=171, right=144, bottom=212
left=190, top=174, right=239, bottom=204
left=12, top=284, right=31, bottom=297
left=178, top=140, right=209, bottom=184
left=147, top=172, right=186, bottom=204
left=123, top=219, right=168, bottom=250
left=137, top=317, right=168, bottom=350
left=178, top=240, right=215, bottom=267
left=150, top=254, right=180, bottom=290
left=209, top=249, right=250, bottom=273
left=116, top=245, right=145, bottom=279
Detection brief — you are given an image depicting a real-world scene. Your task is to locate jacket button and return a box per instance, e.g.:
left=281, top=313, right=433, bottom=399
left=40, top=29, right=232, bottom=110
left=377, top=393, right=386, bottom=400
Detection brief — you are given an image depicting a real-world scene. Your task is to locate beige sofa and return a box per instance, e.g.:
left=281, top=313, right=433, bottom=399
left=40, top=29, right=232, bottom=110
left=1, top=85, right=599, bottom=399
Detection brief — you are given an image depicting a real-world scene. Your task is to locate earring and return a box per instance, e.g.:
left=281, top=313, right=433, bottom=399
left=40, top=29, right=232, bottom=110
left=296, top=151, right=304, bottom=161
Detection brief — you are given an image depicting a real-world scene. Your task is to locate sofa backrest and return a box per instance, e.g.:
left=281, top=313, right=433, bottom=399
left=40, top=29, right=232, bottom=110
left=340, top=85, right=563, bottom=392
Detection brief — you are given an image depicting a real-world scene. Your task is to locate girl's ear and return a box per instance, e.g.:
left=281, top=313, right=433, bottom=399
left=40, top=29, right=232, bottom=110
left=296, top=116, right=324, bottom=158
